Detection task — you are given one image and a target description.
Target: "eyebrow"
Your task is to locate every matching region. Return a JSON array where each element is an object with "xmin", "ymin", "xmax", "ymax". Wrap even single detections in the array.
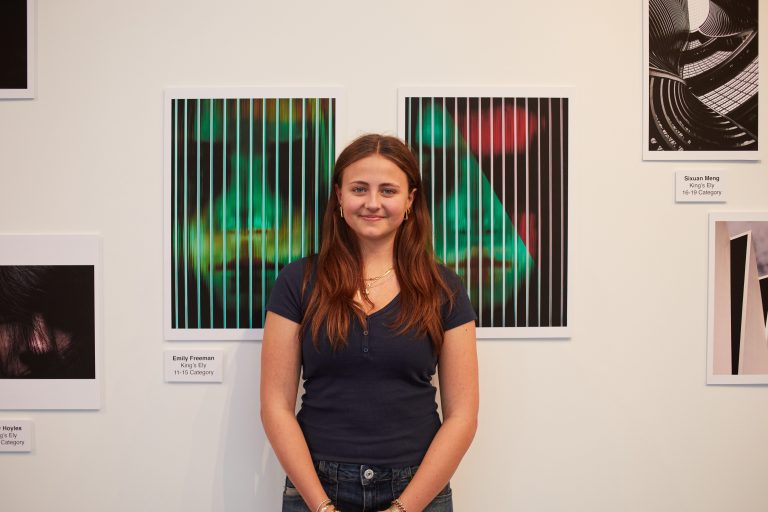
[{"xmin": 348, "ymin": 180, "xmax": 402, "ymax": 188}]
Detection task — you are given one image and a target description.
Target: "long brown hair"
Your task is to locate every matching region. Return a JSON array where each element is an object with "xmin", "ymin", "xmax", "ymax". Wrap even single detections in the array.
[{"xmin": 301, "ymin": 134, "xmax": 454, "ymax": 352}]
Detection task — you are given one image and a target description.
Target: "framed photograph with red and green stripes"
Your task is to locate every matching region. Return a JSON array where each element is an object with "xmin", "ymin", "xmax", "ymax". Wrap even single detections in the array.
[{"xmin": 398, "ymin": 87, "xmax": 571, "ymax": 338}]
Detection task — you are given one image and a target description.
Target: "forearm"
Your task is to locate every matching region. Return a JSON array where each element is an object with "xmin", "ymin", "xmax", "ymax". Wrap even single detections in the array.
[
  {"xmin": 261, "ymin": 312, "xmax": 330, "ymax": 508},
  {"xmin": 261, "ymin": 407, "xmax": 328, "ymax": 510},
  {"xmin": 395, "ymin": 414, "xmax": 477, "ymax": 512}
]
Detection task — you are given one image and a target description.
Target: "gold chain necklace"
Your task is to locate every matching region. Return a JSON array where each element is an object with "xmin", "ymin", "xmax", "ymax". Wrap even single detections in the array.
[{"xmin": 361, "ymin": 267, "xmax": 394, "ymax": 297}]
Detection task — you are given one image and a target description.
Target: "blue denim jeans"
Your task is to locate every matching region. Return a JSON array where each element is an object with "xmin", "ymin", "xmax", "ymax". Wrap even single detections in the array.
[{"xmin": 282, "ymin": 460, "xmax": 453, "ymax": 512}]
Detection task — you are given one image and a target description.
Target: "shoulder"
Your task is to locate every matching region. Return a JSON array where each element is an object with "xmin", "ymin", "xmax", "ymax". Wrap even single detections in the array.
[
  {"xmin": 436, "ymin": 264, "xmax": 476, "ymax": 328},
  {"xmin": 275, "ymin": 256, "xmax": 315, "ymax": 285},
  {"xmin": 436, "ymin": 264, "xmax": 465, "ymax": 293},
  {"xmin": 267, "ymin": 256, "xmax": 316, "ymax": 323}
]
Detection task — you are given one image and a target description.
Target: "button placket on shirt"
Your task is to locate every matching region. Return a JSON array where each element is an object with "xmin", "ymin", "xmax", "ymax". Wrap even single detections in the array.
[{"xmin": 362, "ymin": 325, "xmax": 371, "ymax": 357}]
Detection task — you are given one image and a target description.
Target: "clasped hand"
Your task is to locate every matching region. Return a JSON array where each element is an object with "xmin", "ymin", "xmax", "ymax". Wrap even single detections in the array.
[{"xmin": 324, "ymin": 507, "xmax": 395, "ymax": 512}]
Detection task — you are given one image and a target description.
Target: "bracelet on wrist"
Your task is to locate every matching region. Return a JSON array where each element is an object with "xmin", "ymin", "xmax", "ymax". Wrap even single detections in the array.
[
  {"xmin": 315, "ymin": 498, "xmax": 332, "ymax": 512},
  {"xmin": 391, "ymin": 498, "xmax": 407, "ymax": 512}
]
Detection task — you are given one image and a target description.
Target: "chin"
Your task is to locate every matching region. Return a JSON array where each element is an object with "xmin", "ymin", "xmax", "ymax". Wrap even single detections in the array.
[{"xmin": 353, "ymin": 229, "xmax": 397, "ymax": 242}]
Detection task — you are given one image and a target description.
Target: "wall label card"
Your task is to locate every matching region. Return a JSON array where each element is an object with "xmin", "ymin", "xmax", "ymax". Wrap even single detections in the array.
[
  {"xmin": 164, "ymin": 350, "xmax": 223, "ymax": 383},
  {"xmin": 0, "ymin": 420, "xmax": 32, "ymax": 452},
  {"xmin": 675, "ymin": 171, "xmax": 727, "ymax": 203}
]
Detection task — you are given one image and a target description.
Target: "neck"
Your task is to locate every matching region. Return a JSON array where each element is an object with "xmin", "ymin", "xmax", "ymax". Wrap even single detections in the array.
[{"xmin": 358, "ymin": 237, "xmax": 395, "ymax": 276}]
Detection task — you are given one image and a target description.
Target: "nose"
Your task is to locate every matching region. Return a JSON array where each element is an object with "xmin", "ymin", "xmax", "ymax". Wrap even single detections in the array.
[{"xmin": 364, "ymin": 191, "xmax": 381, "ymax": 210}]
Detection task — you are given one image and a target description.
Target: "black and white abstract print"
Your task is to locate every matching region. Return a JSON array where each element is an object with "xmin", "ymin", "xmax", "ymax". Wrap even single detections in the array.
[{"xmin": 647, "ymin": 0, "xmax": 758, "ymax": 156}]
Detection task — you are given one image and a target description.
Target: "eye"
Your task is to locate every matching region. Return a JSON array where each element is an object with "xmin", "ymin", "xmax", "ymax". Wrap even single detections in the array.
[
  {"xmin": 381, "ymin": 188, "xmax": 398, "ymax": 196},
  {"xmin": 351, "ymin": 186, "xmax": 366, "ymax": 193}
]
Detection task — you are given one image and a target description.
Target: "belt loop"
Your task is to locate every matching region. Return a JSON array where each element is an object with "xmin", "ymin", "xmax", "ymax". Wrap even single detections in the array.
[{"xmin": 329, "ymin": 461, "xmax": 338, "ymax": 484}]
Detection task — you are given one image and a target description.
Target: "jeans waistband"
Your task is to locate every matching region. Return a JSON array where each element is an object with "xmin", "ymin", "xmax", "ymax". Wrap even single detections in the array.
[{"xmin": 316, "ymin": 460, "xmax": 418, "ymax": 483}]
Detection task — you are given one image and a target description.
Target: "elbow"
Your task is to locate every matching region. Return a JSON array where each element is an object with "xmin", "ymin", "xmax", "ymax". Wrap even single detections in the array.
[
  {"xmin": 259, "ymin": 406, "xmax": 270, "ymax": 435},
  {"xmin": 467, "ymin": 415, "xmax": 478, "ymax": 443},
  {"xmin": 260, "ymin": 401, "xmax": 297, "ymax": 438},
  {"xmin": 259, "ymin": 405, "xmax": 267, "ymax": 426},
  {"xmin": 260, "ymin": 403, "xmax": 279, "ymax": 435},
  {"xmin": 464, "ymin": 400, "xmax": 479, "ymax": 441},
  {"xmin": 455, "ymin": 415, "xmax": 478, "ymax": 450},
  {"xmin": 463, "ymin": 399, "xmax": 479, "ymax": 440},
  {"xmin": 444, "ymin": 411, "xmax": 478, "ymax": 445}
]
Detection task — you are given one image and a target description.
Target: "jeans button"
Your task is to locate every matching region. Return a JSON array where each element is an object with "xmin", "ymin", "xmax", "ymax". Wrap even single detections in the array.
[{"xmin": 363, "ymin": 468, "xmax": 374, "ymax": 479}]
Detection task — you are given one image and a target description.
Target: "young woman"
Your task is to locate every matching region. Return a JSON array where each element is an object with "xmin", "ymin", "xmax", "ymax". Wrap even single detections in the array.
[{"xmin": 260, "ymin": 134, "xmax": 478, "ymax": 512}]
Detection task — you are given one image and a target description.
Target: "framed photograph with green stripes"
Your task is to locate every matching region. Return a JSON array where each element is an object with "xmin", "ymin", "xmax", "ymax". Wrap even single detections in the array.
[
  {"xmin": 398, "ymin": 87, "xmax": 571, "ymax": 338},
  {"xmin": 164, "ymin": 88, "xmax": 342, "ymax": 340}
]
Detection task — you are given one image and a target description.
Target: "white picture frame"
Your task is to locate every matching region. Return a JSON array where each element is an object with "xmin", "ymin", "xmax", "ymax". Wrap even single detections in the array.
[
  {"xmin": 164, "ymin": 87, "xmax": 343, "ymax": 341},
  {"xmin": 398, "ymin": 86, "xmax": 573, "ymax": 339},
  {"xmin": 643, "ymin": 0, "xmax": 760, "ymax": 160},
  {"xmin": 0, "ymin": 235, "xmax": 102, "ymax": 409},
  {"xmin": 1, "ymin": 0, "xmax": 35, "ymax": 99},
  {"xmin": 707, "ymin": 212, "xmax": 768, "ymax": 384}
]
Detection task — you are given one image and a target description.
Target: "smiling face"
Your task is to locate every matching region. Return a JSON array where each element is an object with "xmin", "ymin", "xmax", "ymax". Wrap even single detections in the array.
[{"xmin": 336, "ymin": 154, "xmax": 415, "ymax": 247}]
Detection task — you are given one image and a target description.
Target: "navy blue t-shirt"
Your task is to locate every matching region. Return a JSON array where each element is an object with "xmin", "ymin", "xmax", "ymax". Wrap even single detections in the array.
[{"xmin": 266, "ymin": 257, "xmax": 476, "ymax": 466}]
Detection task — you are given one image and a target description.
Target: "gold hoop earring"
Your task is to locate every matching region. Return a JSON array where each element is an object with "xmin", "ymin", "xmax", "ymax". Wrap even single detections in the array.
[
  {"xmin": 404, "ymin": 208, "xmax": 410, "ymax": 220},
  {"xmin": 339, "ymin": 205, "xmax": 344, "ymax": 218}
]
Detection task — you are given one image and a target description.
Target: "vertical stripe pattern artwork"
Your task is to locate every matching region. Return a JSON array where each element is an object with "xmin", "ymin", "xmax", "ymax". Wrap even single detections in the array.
[
  {"xmin": 401, "ymin": 92, "xmax": 569, "ymax": 336},
  {"xmin": 167, "ymin": 90, "xmax": 337, "ymax": 338}
]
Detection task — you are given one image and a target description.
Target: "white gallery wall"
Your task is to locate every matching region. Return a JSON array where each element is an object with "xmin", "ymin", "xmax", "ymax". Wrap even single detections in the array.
[{"xmin": 1, "ymin": 0, "xmax": 767, "ymax": 510}]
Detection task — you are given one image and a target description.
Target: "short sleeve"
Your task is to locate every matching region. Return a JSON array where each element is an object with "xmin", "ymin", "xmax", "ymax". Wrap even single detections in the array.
[
  {"xmin": 440, "ymin": 267, "xmax": 477, "ymax": 330},
  {"xmin": 265, "ymin": 259, "xmax": 309, "ymax": 324}
]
